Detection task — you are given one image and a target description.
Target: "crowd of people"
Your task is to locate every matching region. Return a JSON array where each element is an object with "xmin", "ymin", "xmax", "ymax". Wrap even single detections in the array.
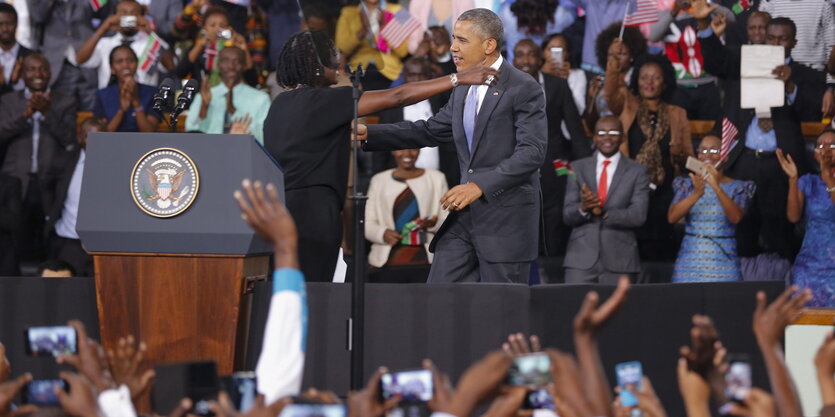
[
  {"xmin": 0, "ymin": 180, "xmax": 832, "ymax": 417},
  {"xmin": 0, "ymin": 0, "xmax": 833, "ymax": 296}
]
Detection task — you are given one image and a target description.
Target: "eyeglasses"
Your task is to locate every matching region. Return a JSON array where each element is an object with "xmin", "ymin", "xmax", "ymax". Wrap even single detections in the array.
[
  {"xmin": 596, "ymin": 130, "xmax": 622, "ymax": 136},
  {"xmin": 816, "ymin": 144, "xmax": 835, "ymax": 150},
  {"xmin": 698, "ymin": 148, "xmax": 721, "ymax": 154}
]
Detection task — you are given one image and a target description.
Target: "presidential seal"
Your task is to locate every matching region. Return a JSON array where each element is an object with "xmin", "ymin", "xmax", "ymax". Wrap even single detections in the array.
[{"xmin": 131, "ymin": 148, "xmax": 199, "ymax": 218}]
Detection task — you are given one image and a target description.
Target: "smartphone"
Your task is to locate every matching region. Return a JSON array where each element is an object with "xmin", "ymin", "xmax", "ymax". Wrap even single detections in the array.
[
  {"xmin": 24, "ymin": 326, "xmax": 78, "ymax": 357},
  {"xmin": 686, "ymin": 156, "xmax": 709, "ymax": 178},
  {"xmin": 549, "ymin": 47, "xmax": 564, "ymax": 64},
  {"xmin": 218, "ymin": 29, "xmax": 232, "ymax": 41},
  {"xmin": 220, "ymin": 372, "xmax": 257, "ymax": 413},
  {"xmin": 507, "ymin": 353, "xmax": 551, "ymax": 387},
  {"xmin": 522, "ymin": 388, "xmax": 555, "ymax": 410},
  {"xmin": 615, "ymin": 361, "xmax": 643, "ymax": 408},
  {"xmin": 278, "ymin": 404, "xmax": 346, "ymax": 417},
  {"xmin": 152, "ymin": 361, "xmax": 219, "ymax": 417},
  {"xmin": 22, "ymin": 379, "xmax": 68, "ymax": 406},
  {"xmin": 725, "ymin": 355, "xmax": 751, "ymax": 403},
  {"xmin": 120, "ymin": 15, "xmax": 137, "ymax": 27},
  {"xmin": 380, "ymin": 369, "xmax": 433, "ymax": 403}
]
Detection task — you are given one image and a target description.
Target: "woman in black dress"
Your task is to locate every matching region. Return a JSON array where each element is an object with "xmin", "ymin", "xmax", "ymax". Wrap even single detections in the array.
[{"xmin": 263, "ymin": 30, "xmax": 497, "ymax": 282}]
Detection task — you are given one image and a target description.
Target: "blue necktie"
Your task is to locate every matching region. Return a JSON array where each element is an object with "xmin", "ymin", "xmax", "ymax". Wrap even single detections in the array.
[{"xmin": 463, "ymin": 86, "xmax": 478, "ymax": 152}]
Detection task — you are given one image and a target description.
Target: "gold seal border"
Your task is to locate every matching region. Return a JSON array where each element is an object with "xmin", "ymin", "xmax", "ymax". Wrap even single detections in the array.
[{"xmin": 130, "ymin": 147, "xmax": 201, "ymax": 218}]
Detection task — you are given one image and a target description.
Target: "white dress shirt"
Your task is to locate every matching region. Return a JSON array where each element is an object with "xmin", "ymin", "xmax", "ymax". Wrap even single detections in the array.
[
  {"xmin": 595, "ymin": 151, "xmax": 621, "ymax": 191},
  {"xmin": 55, "ymin": 150, "xmax": 85, "ymax": 239},
  {"xmin": 467, "ymin": 54, "xmax": 504, "ymax": 113},
  {"xmin": 81, "ymin": 31, "xmax": 169, "ymax": 88},
  {"xmin": 402, "ymin": 99, "xmax": 440, "ymax": 170}
]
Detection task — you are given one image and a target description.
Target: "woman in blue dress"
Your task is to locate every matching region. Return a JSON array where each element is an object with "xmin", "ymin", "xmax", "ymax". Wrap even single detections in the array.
[
  {"xmin": 668, "ymin": 134, "xmax": 755, "ymax": 282},
  {"xmin": 777, "ymin": 129, "xmax": 835, "ymax": 307}
]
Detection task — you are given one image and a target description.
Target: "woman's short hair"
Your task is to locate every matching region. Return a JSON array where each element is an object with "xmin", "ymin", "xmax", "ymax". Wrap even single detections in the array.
[{"xmin": 628, "ymin": 53, "xmax": 678, "ymax": 103}]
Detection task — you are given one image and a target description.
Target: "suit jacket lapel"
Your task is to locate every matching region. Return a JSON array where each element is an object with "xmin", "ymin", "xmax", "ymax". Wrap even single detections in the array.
[
  {"xmin": 469, "ymin": 60, "xmax": 507, "ymax": 160},
  {"xmin": 583, "ymin": 154, "xmax": 597, "ymax": 194}
]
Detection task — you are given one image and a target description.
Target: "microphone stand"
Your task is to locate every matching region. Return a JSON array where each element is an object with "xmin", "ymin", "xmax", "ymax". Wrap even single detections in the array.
[
  {"xmin": 348, "ymin": 64, "xmax": 367, "ymax": 391},
  {"xmin": 169, "ymin": 109, "xmax": 181, "ymax": 133}
]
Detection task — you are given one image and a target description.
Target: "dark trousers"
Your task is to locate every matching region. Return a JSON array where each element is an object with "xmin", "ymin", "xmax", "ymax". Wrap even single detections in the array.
[
  {"xmin": 671, "ymin": 81, "xmax": 722, "ymax": 121},
  {"xmin": 18, "ymin": 174, "xmax": 45, "ymax": 262},
  {"xmin": 49, "ymin": 234, "xmax": 94, "ymax": 277},
  {"xmin": 52, "ymin": 60, "xmax": 97, "ymax": 111},
  {"xmin": 427, "ymin": 210, "xmax": 531, "ymax": 284},
  {"xmin": 285, "ymin": 186, "xmax": 342, "ymax": 283},
  {"xmin": 730, "ymin": 152, "xmax": 798, "ymax": 259}
]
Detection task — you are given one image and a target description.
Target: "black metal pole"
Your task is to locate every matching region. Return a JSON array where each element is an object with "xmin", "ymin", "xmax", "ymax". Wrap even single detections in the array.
[{"xmin": 348, "ymin": 64, "xmax": 367, "ymax": 391}]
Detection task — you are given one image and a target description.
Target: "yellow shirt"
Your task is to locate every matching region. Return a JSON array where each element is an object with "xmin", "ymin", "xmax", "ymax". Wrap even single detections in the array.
[{"xmin": 335, "ymin": 4, "xmax": 410, "ymax": 82}]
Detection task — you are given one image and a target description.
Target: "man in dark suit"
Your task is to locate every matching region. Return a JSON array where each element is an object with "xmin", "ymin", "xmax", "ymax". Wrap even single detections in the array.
[
  {"xmin": 0, "ymin": 54, "xmax": 78, "ymax": 261},
  {"xmin": 374, "ymin": 56, "xmax": 460, "ymax": 187},
  {"xmin": 705, "ymin": 17, "xmax": 813, "ymax": 264},
  {"xmin": 512, "ymin": 38, "xmax": 592, "ymax": 255},
  {"xmin": 563, "ymin": 116, "xmax": 649, "ymax": 283},
  {"xmin": 45, "ymin": 117, "xmax": 102, "ymax": 277},
  {"xmin": 0, "ymin": 173, "xmax": 22, "ymax": 276},
  {"xmin": 357, "ymin": 8, "xmax": 547, "ymax": 283},
  {"xmin": 0, "ymin": 3, "xmax": 34, "ymax": 97},
  {"xmin": 28, "ymin": 0, "xmax": 107, "ymax": 110}
]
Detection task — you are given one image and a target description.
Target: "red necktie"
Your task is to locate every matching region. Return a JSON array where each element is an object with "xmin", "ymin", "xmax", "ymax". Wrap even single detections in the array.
[{"xmin": 598, "ymin": 160, "xmax": 611, "ymax": 205}]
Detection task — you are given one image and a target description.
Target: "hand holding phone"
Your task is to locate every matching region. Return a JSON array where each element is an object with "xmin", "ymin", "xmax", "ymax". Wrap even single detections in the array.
[
  {"xmin": 22, "ymin": 379, "xmax": 68, "ymax": 406},
  {"xmin": 686, "ymin": 156, "xmax": 709, "ymax": 178},
  {"xmin": 506, "ymin": 353, "xmax": 551, "ymax": 388},
  {"xmin": 725, "ymin": 355, "xmax": 751, "ymax": 403},
  {"xmin": 380, "ymin": 369, "xmax": 433, "ymax": 403},
  {"xmin": 24, "ymin": 326, "xmax": 78, "ymax": 357},
  {"xmin": 615, "ymin": 361, "xmax": 643, "ymax": 408}
]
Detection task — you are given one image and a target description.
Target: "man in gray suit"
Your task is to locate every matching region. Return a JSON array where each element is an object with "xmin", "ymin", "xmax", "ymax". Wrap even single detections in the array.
[
  {"xmin": 0, "ymin": 54, "xmax": 78, "ymax": 260},
  {"xmin": 563, "ymin": 116, "xmax": 649, "ymax": 283},
  {"xmin": 356, "ymin": 8, "xmax": 547, "ymax": 283},
  {"xmin": 28, "ymin": 0, "xmax": 105, "ymax": 110}
]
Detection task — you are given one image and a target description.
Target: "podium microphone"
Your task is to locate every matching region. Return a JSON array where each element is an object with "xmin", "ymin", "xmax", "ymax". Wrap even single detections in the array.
[
  {"xmin": 153, "ymin": 78, "xmax": 176, "ymax": 113},
  {"xmin": 173, "ymin": 79, "xmax": 199, "ymax": 117}
]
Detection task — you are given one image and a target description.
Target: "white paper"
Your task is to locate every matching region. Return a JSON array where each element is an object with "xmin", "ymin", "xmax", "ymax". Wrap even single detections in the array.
[{"xmin": 739, "ymin": 45, "xmax": 785, "ymax": 117}]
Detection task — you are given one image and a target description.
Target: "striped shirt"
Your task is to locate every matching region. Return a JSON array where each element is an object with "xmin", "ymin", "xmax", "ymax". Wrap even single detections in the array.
[{"xmin": 758, "ymin": 0, "xmax": 835, "ymax": 71}]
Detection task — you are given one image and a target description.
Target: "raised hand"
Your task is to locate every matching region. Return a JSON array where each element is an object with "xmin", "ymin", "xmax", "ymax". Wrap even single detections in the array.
[
  {"xmin": 446, "ymin": 351, "xmax": 512, "ymax": 417},
  {"xmin": 725, "ymin": 388, "xmax": 776, "ymax": 417},
  {"xmin": 56, "ymin": 320, "xmax": 116, "ymax": 393},
  {"xmin": 676, "ymin": 357, "xmax": 710, "ymax": 417},
  {"xmin": 502, "ymin": 333, "xmax": 541, "ymax": 357},
  {"xmin": 56, "ymin": 372, "xmax": 101, "ymax": 417},
  {"xmin": 212, "ymin": 392, "xmax": 291, "ymax": 417},
  {"xmin": 573, "ymin": 276, "xmax": 630, "ymax": 339},
  {"xmin": 347, "ymin": 368, "xmax": 399, "ymax": 417},
  {"xmin": 627, "ymin": 377, "xmax": 668, "ymax": 417},
  {"xmin": 546, "ymin": 349, "xmax": 595, "ymax": 417},
  {"xmin": 711, "ymin": 13, "xmax": 728, "ymax": 38},
  {"xmin": 753, "ymin": 287, "xmax": 812, "ymax": 348},
  {"xmin": 481, "ymin": 386, "xmax": 527, "ymax": 417},
  {"xmin": 106, "ymin": 335, "xmax": 155, "ymax": 401},
  {"xmin": 0, "ymin": 372, "xmax": 33, "ymax": 417},
  {"xmin": 692, "ymin": 0, "xmax": 718, "ymax": 20},
  {"xmin": 230, "ymin": 114, "xmax": 253, "ymax": 135},
  {"xmin": 423, "ymin": 359, "xmax": 455, "ymax": 414},
  {"xmin": 234, "ymin": 179, "xmax": 298, "ymax": 270},
  {"xmin": 0, "ymin": 343, "xmax": 8, "ymax": 383},
  {"xmin": 776, "ymin": 149, "xmax": 798, "ymax": 180},
  {"xmin": 679, "ymin": 315, "xmax": 720, "ymax": 375},
  {"xmin": 455, "ymin": 65, "xmax": 500, "ymax": 86}
]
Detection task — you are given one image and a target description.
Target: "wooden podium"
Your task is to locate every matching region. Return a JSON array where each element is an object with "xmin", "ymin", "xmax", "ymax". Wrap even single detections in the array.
[{"xmin": 77, "ymin": 132, "xmax": 284, "ymax": 375}]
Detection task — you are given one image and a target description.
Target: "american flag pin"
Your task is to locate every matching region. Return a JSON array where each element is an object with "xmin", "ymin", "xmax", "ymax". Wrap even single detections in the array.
[{"xmin": 493, "ymin": 91, "xmax": 499, "ymax": 96}]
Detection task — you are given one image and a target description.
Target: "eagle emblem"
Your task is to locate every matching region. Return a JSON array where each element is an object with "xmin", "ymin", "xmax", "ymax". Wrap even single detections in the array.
[{"xmin": 131, "ymin": 148, "xmax": 199, "ymax": 218}]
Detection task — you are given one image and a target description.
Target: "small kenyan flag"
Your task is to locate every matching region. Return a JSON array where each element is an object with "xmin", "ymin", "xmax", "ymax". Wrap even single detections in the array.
[
  {"xmin": 400, "ymin": 221, "xmax": 426, "ymax": 246},
  {"xmin": 553, "ymin": 159, "xmax": 576, "ymax": 179},
  {"xmin": 89, "ymin": 0, "xmax": 107, "ymax": 11},
  {"xmin": 138, "ymin": 33, "xmax": 165, "ymax": 72},
  {"xmin": 731, "ymin": 0, "xmax": 751, "ymax": 15}
]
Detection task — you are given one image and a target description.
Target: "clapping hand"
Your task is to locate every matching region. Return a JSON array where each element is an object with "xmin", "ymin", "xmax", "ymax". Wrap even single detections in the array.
[
  {"xmin": 580, "ymin": 184, "xmax": 602, "ymax": 214},
  {"xmin": 776, "ymin": 149, "xmax": 798, "ymax": 180},
  {"xmin": 106, "ymin": 335, "xmax": 155, "ymax": 401},
  {"xmin": 230, "ymin": 114, "xmax": 253, "ymax": 135}
]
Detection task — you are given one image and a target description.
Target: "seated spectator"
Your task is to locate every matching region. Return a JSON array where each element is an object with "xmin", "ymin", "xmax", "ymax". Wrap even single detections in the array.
[
  {"xmin": 365, "ymin": 149, "xmax": 448, "ymax": 274},
  {"xmin": 406, "ymin": 0, "xmax": 473, "ymax": 56},
  {"xmin": 0, "ymin": 3, "xmax": 33, "ymax": 96},
  {"xmin": 499, "ymin": 0, "xmax": 575, "ymax": 62},
  {"xmin": 668, "ymin": 134, "xmax": 755, "ymax": 282},
  {"xmin": 512, "ymin": 38, "xmax": 590, "ymax": 255},
  {"xmin": 0, "ymin": 54, "xmax": 77, "ymax": 263},
  {"xmin": 46, "ymin": 117, "xmax": 105, "ymax": 278},
  {"xmin": 186, "ymin": 47, "xmax": 270, "ymax": 143},
  {"xmin": 562, "ymin": 116, "xmax": 649, "ymax": 283},
  {"xmin": 74, "ymin": 0, "xmax": 175, "ymax": 90},
  {"xmin": 335, "ymin": 0, "xmax": 409, "ymax": 90},
  {"xmin": 0, "ymin": 172, "xmax": 21, "ymax": 276},
  {"xmin": 777, "ymin": 129, "xmax": 835, "ymax": 307},
  {"xmin": 38, "ymin": 259, "xmax": 76, "ymax": 277},
  {"xmin": 93, "ymin": 46, "xmax": 162, "ymax": 133},
  {"xmin": 540, "ymin": 33, "xmax": 586, "ymax": 117},
  {"xmin": 605, "ymin": 51, "xmax": 693, "ymax": 261},
  {"xmin": 584, "ymin": 23, "xmax": 647, "ymax": 129},
  {"xmin": 649, "ymin": 0, "xmax": 734, "ymax": 121},
  {"xmin": 176, "ymin": 7, "xmax": 258, "ymax": 87}
]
